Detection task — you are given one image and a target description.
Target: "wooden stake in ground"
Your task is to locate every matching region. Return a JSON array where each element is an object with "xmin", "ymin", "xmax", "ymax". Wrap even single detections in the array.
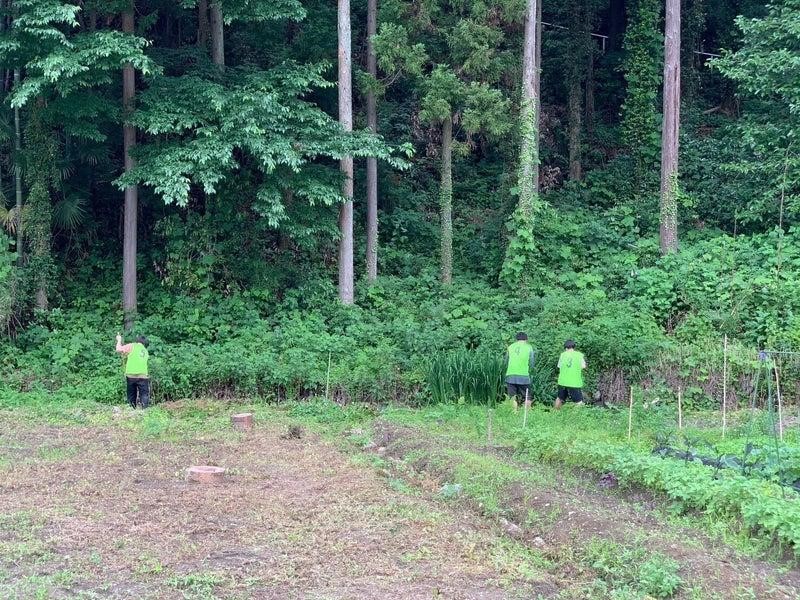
[
  {"xmin": 523, "ymin": 388, "xmax": 530, "ymax": 429},
  {"xmin": 774, "ymin": 361, "xmax": 784, "ymax": 442},
  {"xmin": 677, "ymin": 387, "xmax": 683, "ymax": 430},
  {"xmin": 325, "ymin": 351, "xmax": 332, "ymax": 401},
  {"xmin": 722, "ymin": 335, "xmax": 728, "ymax": 439},
  {"xmin": 487, "ymin": 409, "xmax": 494, "ymax": 447},
  {"xmin": 628, "ymin": 386, "xmax": 634, "ymax": 441}
]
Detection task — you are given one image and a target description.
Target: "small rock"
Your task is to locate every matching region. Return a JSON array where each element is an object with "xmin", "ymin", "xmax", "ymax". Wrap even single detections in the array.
[
  {"xmin": 280, "ymin": 425, "xmax": 303, "ymax": 440},
  {"xmin": 377, "ymin": 446, "xmax": 387, "ymax": 455},
  {"xmin": 532, "ymin": 536, "xmax": 546, "ymax": 548},
  {"xmin": 598, "ymin": 472, "xmax": 619, "ymax": 488},
  {"xmin": 499, "ymin": 517, "xmax": 523, "ymax": 537}
]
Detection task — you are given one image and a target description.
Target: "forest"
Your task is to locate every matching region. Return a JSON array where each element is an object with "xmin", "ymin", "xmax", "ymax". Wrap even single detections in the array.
[
  {"xmin": 0, "ymin": 0, "xmax": 797, "ymax": 407},
  {"xmin": 0, "ymin": 1, "xmax": 800, "ymax": 598}
]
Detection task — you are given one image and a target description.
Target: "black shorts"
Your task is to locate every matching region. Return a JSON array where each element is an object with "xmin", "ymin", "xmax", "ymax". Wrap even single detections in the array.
[
  {"xmin": 557, "ymin": 386, "xmax": 583, "ymax": 402},
  {"xmin": 506, "ymin": 383, "xmax": 530, "ymax": 399}
]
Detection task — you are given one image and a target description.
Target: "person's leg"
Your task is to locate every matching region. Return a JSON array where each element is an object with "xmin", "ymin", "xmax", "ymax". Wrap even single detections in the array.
[
  {"xmin": 507, "ymin": 383, "xmax": 520, "ymax": 411},
  {"xmin": 569, "ymin": 388, "xmax": 584, "ymax": 404},
  {"xmin": 138, "ymin": 379, "xmax": 150, "ymax": 409},
  {"xmin": 126, "ymin": 378, "xmax": 137, "ymax": 408},
  {"xmin": 555, "ymin": 386, "xmax": 567, "ymax": 409}
]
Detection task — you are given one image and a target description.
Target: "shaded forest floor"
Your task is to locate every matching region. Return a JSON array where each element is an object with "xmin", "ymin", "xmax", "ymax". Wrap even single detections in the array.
[{"xmin": 0, "ymin": 400, "xmax": 797, "ymax": 599}]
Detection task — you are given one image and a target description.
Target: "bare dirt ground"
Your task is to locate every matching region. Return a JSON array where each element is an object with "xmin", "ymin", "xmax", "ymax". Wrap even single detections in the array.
[
  {"xmin": 372, "ymin": 421, "xmax": 800, "ymax": 600},
  {"xmin": 0, "ymin": 410, "xmax": 553, "ymax": 599}
]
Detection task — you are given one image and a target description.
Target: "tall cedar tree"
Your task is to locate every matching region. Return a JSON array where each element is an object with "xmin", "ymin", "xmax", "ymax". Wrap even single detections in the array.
[
  {"xmin": 374, "ymin": 0, "xmax": 513, "ymax": 285},
  {"xmin": 660, "ymin": 0, "xmax": 681, "ymax": 254},
  {"xmin": 338, "ymin": 0, "xmax": 355, "ymax": 304}
]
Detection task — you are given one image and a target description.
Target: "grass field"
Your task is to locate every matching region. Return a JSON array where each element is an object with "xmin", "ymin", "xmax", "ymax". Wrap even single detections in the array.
[{"xmin": 0, "ymin": 397, "xmax": 798, "ymax": 599}]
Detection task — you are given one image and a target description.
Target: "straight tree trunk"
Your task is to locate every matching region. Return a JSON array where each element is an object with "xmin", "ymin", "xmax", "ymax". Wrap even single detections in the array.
[
  {"xmin": 210, "ymin": 2, "xmax": 225, "ymax": 67},
  {"xmin": 439, "ymin": 115, "xmax": 453, "ymax": 285},
  {"xmin": 532, "ymin": 0, "xmax": 542, "ymax": 194},
  {"xmin": 585, "ymin": 11, "xmax": 595, "ymax": 137},
  {"xmin": 198, "ymin": 0, "xmax": 210, "ymax": 48},
  {"xmin": 13, "ymin": 69, "xmax": 22, "ymax": 267},
  {"xmin": 122, "ymin": 8, "xmax": 138, "ymax": 330},
  {"xmin": 519, "ymin": 0, "xmax": 539, "ymax": 214},
  {"xmin": 568, "ymin": 76, "xmax": 582, "ymax": 181},
  {"xmin": 337, "ymin": 0, "xmax": 355, "ymax": 304},
  {"xmin": 567, "ymin": 0, "xmax": 583, "ymax": 182},
  {"xmin": 365, "ymin": 0, "xmax": 378, "ymax": 284},
  {"xmin": 660, "ymin": 0, "xmax": 681, "ymax": 254}
]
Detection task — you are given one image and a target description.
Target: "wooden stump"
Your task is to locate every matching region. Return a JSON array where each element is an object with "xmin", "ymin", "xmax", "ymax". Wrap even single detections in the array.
[
  {"xmin": 186, "ymin": 465, "xmax": 225, "ymax": 484},
  {"xmin": 231, "ymin": 413, "xmax": 254, "ymax": 431}
]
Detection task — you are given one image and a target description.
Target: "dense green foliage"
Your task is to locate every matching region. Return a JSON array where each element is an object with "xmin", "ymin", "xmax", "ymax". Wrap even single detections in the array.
[{"xmin": 0, "ymin": 0, "xmax": 797, "ymax": 410}]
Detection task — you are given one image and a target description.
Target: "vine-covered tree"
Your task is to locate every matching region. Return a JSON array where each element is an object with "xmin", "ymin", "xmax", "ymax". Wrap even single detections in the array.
[
  {"xmin": 501, "ymin": 0, "xmax": 539, "ymax": 291},
  {"xmin": 660, "ymin": 0, "xmax": 681, "ymax": 254}
]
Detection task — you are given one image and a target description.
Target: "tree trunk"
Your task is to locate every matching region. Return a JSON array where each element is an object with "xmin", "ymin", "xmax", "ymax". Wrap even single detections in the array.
[
  {"xmin": 25, "ymin": 103, "xmax": 52, "ymax": 312},
  {"xmin": 532, "ymin": 0, "xmax": 542, "ymax": 194},
  {"xmin": 279, "ymin": 187, "xmax": 293, "ymax": 252},
  {"xmin": 568, "ymin": 0, "xmax": 583, "ymax": 182},
  {"xmin": 365, "ymin": 0, "xmax": 378, "ymax": 284},
  {"xmin": 13, "ymin": 69, "xmax": 22, "ymax": 267},
  {"xmin": 198, "ymin": 0, "xmax": 210, "ymax": 48},
  {"xmin": 660, "ymin": 0, "xmax": 681, "ymax": 254},
  {"xmin": 608, "ymin": 0, "xmax": 626, "ymax": 50},
  {"xmin": 210, "ymin": 2, "xmax": 225, "ymax": 67},
  {"xmin": 519, "ymin": 0, "xmax": 539, "ymax": 214},
  {"xmin": 585, "ymin": 11, "xmax": 595, "ymax": 137},
  {"xmin": 681, "ymin": 0, "xmax": 704, "ymax": 104},
  {"xmin": 499, "ymin": 0, "xmax": 542, "ymax": 289},
  {"xmin": 337, "ymin": 0, "xmax": 355, "ymax": 304},
  {"xmin": 439, "ymin": 115, "xmax": 453, "ymax": 285},
  {"xmin": 568, "ymin": 76, "xmax": 582, "ymax": 181},
  {"xmin": 122, "ymin": 8, "xmax": 138, "ymax": 329}
]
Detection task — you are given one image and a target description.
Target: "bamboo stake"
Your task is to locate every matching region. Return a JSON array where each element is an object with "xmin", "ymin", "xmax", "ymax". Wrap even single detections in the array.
[
  {"xmin": 774, "ymin": 362, "xmax": 784, "ymax": 442},
  {"xmin": 677, "ymin": 387, "xmax": 683, "ymax": 430},
  {"xmin": 523, "ymin": 387, "xmax": 529, "ymax": 429},
  {"xmin": 325, "ymin": 351, "xmax": 332, "ymax": 401},
  {"xmin": 628, "ymin": 386, "xmax": 634, "ymax": 441},
  {"xmin": 487, "ymin": 409, "xmax": 494, "ymax": 446},
  {"xmin": 722, "ymin": 335, "xmax": 728, "ymax": 439}
]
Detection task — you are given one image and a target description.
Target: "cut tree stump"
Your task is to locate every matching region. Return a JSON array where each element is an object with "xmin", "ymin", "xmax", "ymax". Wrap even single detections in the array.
[
  {"xmin": 186, "ymin": 466, "xmax": 226, "ymax": 484},
  {"xmin": 231, "ymin": 413, "xmax": 254, "ymax": 431}
]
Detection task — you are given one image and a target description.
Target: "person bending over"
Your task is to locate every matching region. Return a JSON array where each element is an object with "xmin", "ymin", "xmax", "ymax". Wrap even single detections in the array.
[
  {"xmin": 555, "ymin": 339, "xmax": 586, "ymax": 409},
  {"xmin": 116, "ymin": 333, "xmax": 150, "ymax": 409},
  {"xmin": 504, "ymin": 332, "xmax": 535, "ymax": 409}
]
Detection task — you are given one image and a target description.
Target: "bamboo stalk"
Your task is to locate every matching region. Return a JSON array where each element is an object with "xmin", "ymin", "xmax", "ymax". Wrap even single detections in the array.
[
  {"xmin": 628, "ymin": 386, "xmax": 634, "ymax": 441},
  {"xmin": 774, "ymin": 362, "xmax": 784, "ymax": 442},
  {"xmin": 722, "ymin": 335, "xmax": 728, "ymax": 439},
  {"xmin": 677, "ymin": 387, "xmax": 683, "ymax": 430}
]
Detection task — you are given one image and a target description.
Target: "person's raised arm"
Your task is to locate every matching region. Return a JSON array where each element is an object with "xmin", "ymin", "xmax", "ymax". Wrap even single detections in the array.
[{"xmin": 116, "ymin": 333, "xmax": 133, "ymax": 354}]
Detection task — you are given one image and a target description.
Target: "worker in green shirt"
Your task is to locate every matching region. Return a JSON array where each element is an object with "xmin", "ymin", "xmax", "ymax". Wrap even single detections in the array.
[
  {"xmin": 555, "ymin": 339, "xmax": 586, "ymax": 409},
  {"xmin": 116, "ymin": 333, "xmax": 150, "ymax": 409},
  {"xmin": 504, "ymin": 332, "xmax": 535, "ymax": 408}
]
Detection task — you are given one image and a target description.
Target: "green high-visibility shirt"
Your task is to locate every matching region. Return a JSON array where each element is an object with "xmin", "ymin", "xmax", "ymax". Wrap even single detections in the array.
[
  {"xmin": 558, "ymin": 350, "xmax": 585, "ymax": 388},
  {"xmin": 125, "ymin": 343, "xmax": 149, "ymax": 378},
  {"xmin": 506, "ymin": 341, "xmax": 534, "ymax": 379}
]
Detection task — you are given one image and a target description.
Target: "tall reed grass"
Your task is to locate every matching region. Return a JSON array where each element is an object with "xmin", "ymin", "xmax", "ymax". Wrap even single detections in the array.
[{"xmin": 427, "ymin": 349, "xmax": 505, "ymax": 406}]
